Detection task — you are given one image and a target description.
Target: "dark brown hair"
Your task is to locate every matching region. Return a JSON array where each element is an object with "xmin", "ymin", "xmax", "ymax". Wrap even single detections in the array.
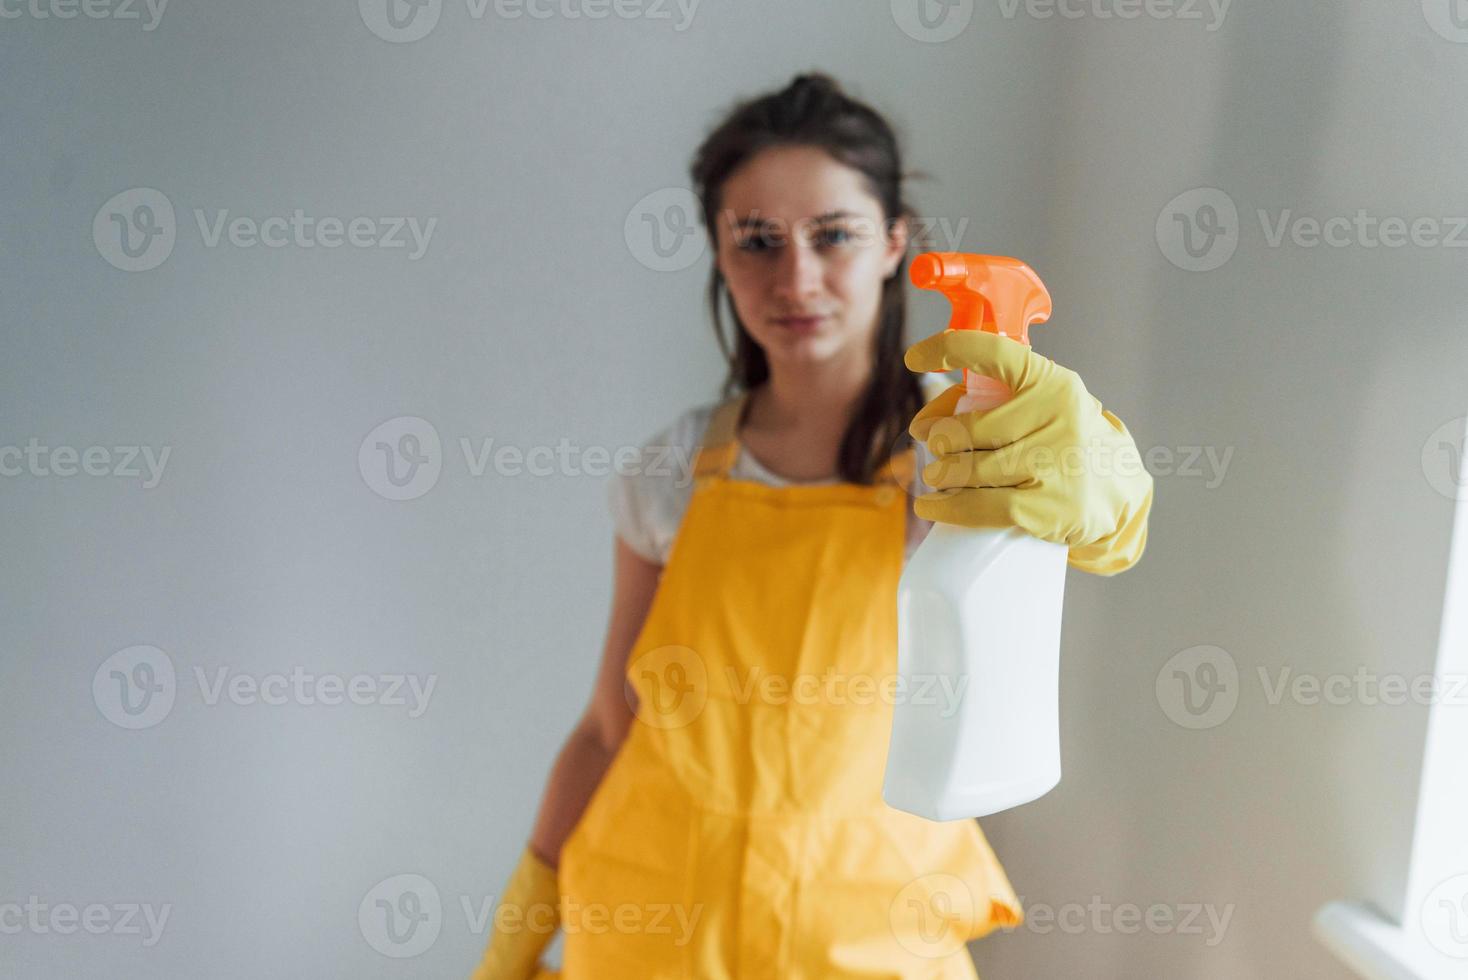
[{"xmin": 689, "ymin": 72, "xmax": 926, "ymax": 486}]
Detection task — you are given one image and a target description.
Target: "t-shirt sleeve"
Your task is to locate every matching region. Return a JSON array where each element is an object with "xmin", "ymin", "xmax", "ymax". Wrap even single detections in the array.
[
  {"xmin": 606, "ymin": 462, "xmax": 662, "ymax": 564},
  {"xmin": 606, "ymin": 406, "xmax": 708, "ymax": 566}
]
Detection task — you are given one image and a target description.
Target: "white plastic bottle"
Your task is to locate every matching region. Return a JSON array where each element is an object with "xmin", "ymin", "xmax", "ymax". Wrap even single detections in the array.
[{"xmin": 882, "ymin": 253, "xmax": 1070, "ymax": 822}]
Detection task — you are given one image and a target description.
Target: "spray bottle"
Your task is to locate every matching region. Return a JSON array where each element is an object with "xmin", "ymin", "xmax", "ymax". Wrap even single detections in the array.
[{"xmin": 882, "ymin": 252, "xmax": 1070, "ymax": 822}]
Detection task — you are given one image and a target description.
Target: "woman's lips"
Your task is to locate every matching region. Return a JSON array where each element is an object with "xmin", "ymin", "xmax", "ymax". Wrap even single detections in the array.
[{"xmin": 774, "ymin": 315, "xmax": 826, "ymax": 333}]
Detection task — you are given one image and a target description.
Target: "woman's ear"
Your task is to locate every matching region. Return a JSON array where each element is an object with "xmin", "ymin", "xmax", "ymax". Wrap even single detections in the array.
[{"xmin": 883, "ymin": 215, "xmax": 911, "ymax": 279}]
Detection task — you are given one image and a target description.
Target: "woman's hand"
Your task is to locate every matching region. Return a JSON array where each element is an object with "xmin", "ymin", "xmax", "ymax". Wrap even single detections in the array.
[
  {"xmin": 467, "ymin": 845, "xmax": 560, "ymax": 979},
  {"xmin": 905, "ymin": 330, "xmax": 1153, "ymax": 576}
]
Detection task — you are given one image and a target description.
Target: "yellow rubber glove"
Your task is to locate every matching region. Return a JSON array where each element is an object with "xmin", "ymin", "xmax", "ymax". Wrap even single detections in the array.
[
  {"xmin": 467, "ymin": 845, "xmax": 560, "ymax": 980},
  {"xmin": 905, "ymin": 329, "xmax": 1153, "ymax": 576}
]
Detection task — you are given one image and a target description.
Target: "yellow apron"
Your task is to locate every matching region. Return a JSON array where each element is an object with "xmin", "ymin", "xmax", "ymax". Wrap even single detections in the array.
[{"xmin": 553, "ymin": 391, "xmax": 1022, "ymax": 979}]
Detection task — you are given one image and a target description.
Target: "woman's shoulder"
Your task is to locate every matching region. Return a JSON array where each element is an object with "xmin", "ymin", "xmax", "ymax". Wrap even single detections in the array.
[
  {"xmin": 636, "ymin": 398, "xmax": 724, "ymax": 467},
  {"xmin": 612, "ymin": 397, "xmax": 728, "ymax": 503},
  {"xmin": 606, "ymin": 398, "xmax": 725, "ymax": 565}
]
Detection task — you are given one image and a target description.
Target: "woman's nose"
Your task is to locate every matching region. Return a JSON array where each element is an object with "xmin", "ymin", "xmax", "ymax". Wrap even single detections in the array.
[{"xmin": 774, "ymin": 241, "xmax": 822, "ymax": 301}]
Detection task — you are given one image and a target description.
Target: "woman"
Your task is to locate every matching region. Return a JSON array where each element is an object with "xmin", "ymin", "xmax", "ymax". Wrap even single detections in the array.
[{"xmin": 470, "ymin": 72, "xmax": 1153, "ymax": 979}]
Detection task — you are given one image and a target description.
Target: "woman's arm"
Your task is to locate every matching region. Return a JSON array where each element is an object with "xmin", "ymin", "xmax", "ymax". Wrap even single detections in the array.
[{"xmin": 526, "ymin": 535, "xmax": 662, "ymax": 867}]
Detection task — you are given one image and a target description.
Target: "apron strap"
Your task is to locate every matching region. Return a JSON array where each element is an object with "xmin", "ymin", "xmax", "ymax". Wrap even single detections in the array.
[
  {"xmin": 692, "ymin": 391, "xmax": 749, "ymax": 480},
  {"xmin": 693, "ymin": 388, "xmax": 918, "ymax": 490}
]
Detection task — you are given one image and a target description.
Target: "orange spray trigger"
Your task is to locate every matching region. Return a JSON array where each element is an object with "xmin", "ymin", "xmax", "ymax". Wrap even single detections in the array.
[
  {"xmin": 909, "ymin": 252, "xmax": 1053, "ymax": 411},
  {"xmin": 908, "ymin": 252, "xmax": 1052, "ymax": 345}
]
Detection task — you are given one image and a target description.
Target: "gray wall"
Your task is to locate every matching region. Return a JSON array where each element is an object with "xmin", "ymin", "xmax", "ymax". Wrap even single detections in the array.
[{"xmin": 2, "ymin": 1, "xmax": 1461, "ymax": 977}]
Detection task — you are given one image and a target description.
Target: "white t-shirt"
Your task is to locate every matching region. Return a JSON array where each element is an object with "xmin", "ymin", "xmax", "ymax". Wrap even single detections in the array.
[{"xmin": 607, "ymin": 375, "xmax": 954, "ymax": 567}]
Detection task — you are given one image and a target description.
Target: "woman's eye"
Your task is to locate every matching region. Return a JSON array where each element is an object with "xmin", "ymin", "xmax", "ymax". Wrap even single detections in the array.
[
  {"xmin": 736, "ymin": 232, "xmax": 777, "ymax": 253},
  {"xmin": 817, "ymin": 226, "xmax": 852, "ymax": 247}
]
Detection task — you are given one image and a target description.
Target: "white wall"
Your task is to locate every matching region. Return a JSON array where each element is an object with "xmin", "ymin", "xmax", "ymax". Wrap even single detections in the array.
[
  {"xmin": 973, "ymin": 3, "xmax": 1468, "ymax": 978},
  {"xmin": 2, "ymin": 1, "xmax": 1462, "ymax": 978}
]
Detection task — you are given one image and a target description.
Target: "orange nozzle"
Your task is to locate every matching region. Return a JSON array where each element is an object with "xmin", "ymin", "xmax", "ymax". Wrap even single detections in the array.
[{"xmin": 909, "ymin": 252, "xmax": 1052, "ymax": 346}]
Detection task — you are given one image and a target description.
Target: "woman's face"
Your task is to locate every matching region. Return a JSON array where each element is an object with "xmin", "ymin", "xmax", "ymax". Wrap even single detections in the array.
[{"xmin": 713, "ymin": 145, "xmax": 908, "ymax": 372}]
